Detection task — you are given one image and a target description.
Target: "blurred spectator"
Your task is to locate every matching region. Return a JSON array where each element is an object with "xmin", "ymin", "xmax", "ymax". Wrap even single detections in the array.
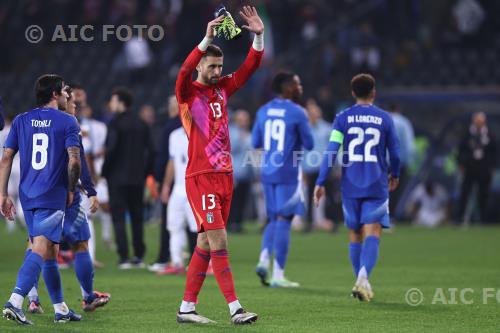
[
  {"xmin": 228, "ymin": 109, "xmax": 253, "ymax": 233},
  {"xmin": 102, "ymin": 87, "xmax": 154, "ymax": 268},
  {"xmin": 457, "ymin": 112, "xmax": 497, "ymax": 224},
  {"xmin": 73, "ymin": 84, "xmax": 114, "ymax": 250},
  {"xmin": 149, "ymin": 95, "xmax": 181, "ymax": 273},
  {"xmin": 350, "ymin": 22, "xmax": 380, "ymax": 72},
  {"xmin": 124, "ymin": 36, "xmax": 152, "ymax": 70},
  {"xmin": 406, "ymin": 180, "xmax": 449, "ymax": 227},
  {"xmin": 302, "ymin": 99, "xmax": 334, "ymax": 232},
  {"xmin": 388, "ymin": 104, "xmax": 416, "ymax": 219},
  {"xmin": 139, "ymin": 104, "xmax": 164, "ymax": 152},
  {"xmin": 139, "ymin": 104, "xmax": 155, "ymax": 127},
  {"xmin": 139, "ymin": 104, "xmax": 162, "ymax": 224},
  {"xmin": 452, "ymin": 0, "xmax": 485, "ymax": 36}
]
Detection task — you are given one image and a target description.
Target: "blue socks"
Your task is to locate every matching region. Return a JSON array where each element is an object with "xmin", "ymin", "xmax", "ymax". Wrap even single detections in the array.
[
  {"xmin": 359, "ymin": 236, "xmax": 380, "ymax": 277},
  {"xmin": 12, "ymin": 252, "xmax": 44, "ymax": 297},
  {"xmin": 349, "ymin": 242, "xmax": 362, "ymax": 277},
  {"xmin": 74, "ymin": 251, "xmax": 95, "ymax": 302},
  {"xmin": 42, "ymin": 259, "xmax": 64, "ymax": 304},
  {"xmin": 259, "ymin": 220, "xmax": 276, "ymax": 266},
  {"xmin": 273, "ymin": 219, "xmax": 291, "ymax": 273}
]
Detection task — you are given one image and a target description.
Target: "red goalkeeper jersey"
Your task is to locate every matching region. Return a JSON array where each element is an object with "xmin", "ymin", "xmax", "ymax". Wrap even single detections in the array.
[{"xmin": 175, "ymin": 45, "xmax": 263, "ymax": 178}]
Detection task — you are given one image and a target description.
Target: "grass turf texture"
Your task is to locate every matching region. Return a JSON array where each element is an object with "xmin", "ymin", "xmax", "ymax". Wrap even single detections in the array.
[{"xmin": 0, "ymin": 223, "xmax": 499, "ymax": 333}]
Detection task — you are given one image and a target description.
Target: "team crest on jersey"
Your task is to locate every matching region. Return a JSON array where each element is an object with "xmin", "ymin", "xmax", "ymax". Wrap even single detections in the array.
[
  {"xmin": 206, "ymin": 212, "xmax": 214, "ymax": 224},
  {"xmin": 214, "ymin": 88, "xmax": 224, "ymax": 101}
]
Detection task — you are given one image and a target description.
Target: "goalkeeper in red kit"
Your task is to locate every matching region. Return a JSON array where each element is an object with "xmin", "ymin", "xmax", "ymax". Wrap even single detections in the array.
[{"xmin": 175, "ymin": 6, "xmax": 264, "ymax": 325}]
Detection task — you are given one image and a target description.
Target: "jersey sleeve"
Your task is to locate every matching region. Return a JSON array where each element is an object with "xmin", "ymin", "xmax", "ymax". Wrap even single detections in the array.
[
  {"xmin": 175, "ymin": 47, "xmax": 205, "ymax": 103},
  {"xmin": 4, "ymin": 117, "xmax": 19, "ymax": 151},
  {"xmin": 65, "ymin": 117, "xmax": 81, "ymax": 149},
  {"xmin": 251, "ymin": 111, "xmax": 263, "ymax": 149},
  {"xmin": 315, "ymin": 114, "xmax": 344, "ymax": 186},
  {"xmin": 386, "ymin": 115, "xmax": 401, "ymax": 178},
  {"xmin": 297, "ymin": 108, "xmax": 314, "ymax": 150},
  {"xmin": 220, "ymin": 47, "xmax": 264, "ymax": 97},
  {"xmin": 79, "ymin": 138, "xmax": 97, "ymax": 197}
]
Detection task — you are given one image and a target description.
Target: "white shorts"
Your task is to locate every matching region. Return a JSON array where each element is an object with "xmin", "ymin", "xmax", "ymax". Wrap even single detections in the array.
[
  {"xmin": 95, "ymin": 178, "xmax": 109, "ymax": 203},
  {"xmin": 167, "ymin": 190, "xmax": 197, "ymax": 233}
]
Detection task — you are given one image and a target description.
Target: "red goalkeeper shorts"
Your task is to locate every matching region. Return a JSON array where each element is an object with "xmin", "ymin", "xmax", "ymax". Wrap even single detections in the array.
[{"xmin": 185, "ymin": 172, "xmax": 233, "ymax": 232}]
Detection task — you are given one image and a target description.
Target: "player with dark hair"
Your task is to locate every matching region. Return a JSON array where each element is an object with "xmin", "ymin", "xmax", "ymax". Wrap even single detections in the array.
[
  {"xmin": 175, "ymin": 5, "xmax": 264, "ymax": 325},
  {"xmin": 1, "ymin": 74, "xmax": 82, "ymax": 324},
  {"xmin": 26, "ymin": 86, "xmax": 110, "ymax": 314},
  {"xmin": 252, "ymin": 72, "xmax": 313, "ymax": 288},
  {"xmin": 110, "ymin": 87, "xmax": 133, "ymax": 110},
  {"xmin": 314, "ymin": 73, "xmax": 400, "ymax": 301}
]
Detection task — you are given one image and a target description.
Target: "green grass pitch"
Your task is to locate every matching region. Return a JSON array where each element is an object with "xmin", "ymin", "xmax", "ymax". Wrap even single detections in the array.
[{"xmin": 0, "ymin": 223, "xmax": 499, "ymax": 333}]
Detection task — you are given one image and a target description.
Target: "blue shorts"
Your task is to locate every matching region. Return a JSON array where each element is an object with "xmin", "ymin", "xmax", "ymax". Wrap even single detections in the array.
[
  {"xmin": 263, "ymin": 182, "xmax": 305, "ymax": 221},
  {"xmin": 62, "ymin": 194, "xmax": 90, "ymax": 244},
  {"xmin": 342, "ymin": 197, "xmax": 390, "ymax": 231},
  {"xmin": 25, "ymin": 209, "xmax": 65, "ymax": 243}
]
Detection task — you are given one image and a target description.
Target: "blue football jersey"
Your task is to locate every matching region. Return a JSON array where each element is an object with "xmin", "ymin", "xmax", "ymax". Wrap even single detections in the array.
[
  {"xmin": 5, "ymin": 107, "xmax": 80, "ymax": 210},
  {"xmin": 252, "ymin": 98, "xmax": 314, "ymax": 184},
  {"xmin": 329, "ymin": 104, "xmax": 400, "ymax": 199}
]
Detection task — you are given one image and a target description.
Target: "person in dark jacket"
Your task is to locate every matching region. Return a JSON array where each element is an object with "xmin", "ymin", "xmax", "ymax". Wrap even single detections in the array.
[
  {"xmin": 102, "ymin": 87, "xmax": 154, "ymax": 268},
  {"xmin": 457, "ymin": 112, "xmax": 497, "ymax": 223}
]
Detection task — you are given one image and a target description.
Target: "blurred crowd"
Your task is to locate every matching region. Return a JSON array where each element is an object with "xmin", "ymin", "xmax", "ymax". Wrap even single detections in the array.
[{"xmin": 1, "ymin": 0, "xmax": 499, "ymax": 119}]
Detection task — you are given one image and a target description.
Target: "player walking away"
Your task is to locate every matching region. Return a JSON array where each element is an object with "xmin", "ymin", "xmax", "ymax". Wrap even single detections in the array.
[
  {"xmin": 175, "ymin": 6, "xmax": 264, "ymax": 325},
  {"xmin": 314, "ymin": 74, "xmax": 400, "ymax": 301},
  {"xmin": 252, "ymin": 72, "xmax": 314, "ymax": 288},
  {"xmin": 158, "ymin": 127, "xmax": 197, "ymax": 275},
  {"xmin": 1, "ymin": 74, "xmax": 82, "ymax": 325},
  {"xmin": 26, "ymin": 86, "xmax": 110, "ymax": 315}
]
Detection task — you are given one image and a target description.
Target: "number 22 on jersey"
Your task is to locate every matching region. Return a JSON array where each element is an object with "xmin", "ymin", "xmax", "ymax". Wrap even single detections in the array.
[{"xmin": 347, "ymin": 127, "xmax": 380, "ymax": 162}]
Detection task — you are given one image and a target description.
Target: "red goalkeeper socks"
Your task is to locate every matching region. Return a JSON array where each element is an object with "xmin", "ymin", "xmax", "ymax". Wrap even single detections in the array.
[
  {"xmin": 211, "ymin": 249, "xmax": 238, "ymax": 303},
  {"xmin": 183, "ymin": 247, "xmax": 210, "ymax": 303}
]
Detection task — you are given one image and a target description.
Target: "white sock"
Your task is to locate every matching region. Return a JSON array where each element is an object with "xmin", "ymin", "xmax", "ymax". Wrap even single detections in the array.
[
  {"xmin": 272, "ymin": 259, "xmax": 284, "ymax": 280},
  {"xmin": 28, "ymin": 286, "xmax": 38, "ymax": 302},
  {"xmin": 81, "ymin": 286, "xmax": 90, "ymax": 300},
  {"xmin": 228, "ymin": 300, "xmax": 242, "ymax": 316},
  {"xmin": 88, "ymin": 218, "xmax": 96, "ymax": 262},
  {"xmin": 258, "ymin": 249, "xmax": 270, "ymax": 268},
  {"xmin": 179, "ymin": 300, "xmax": 195, "ymax": 313},
  {"xmin": 356, "ymin": 266, "xmax": 368, "ymax": 285},
  {"xmin": 8, "ymin": 293, "xmax": 24, "ymax": 309},
  {"xmin": 53, "ymin": 302, "xmax": 69, "ymax": 315}
]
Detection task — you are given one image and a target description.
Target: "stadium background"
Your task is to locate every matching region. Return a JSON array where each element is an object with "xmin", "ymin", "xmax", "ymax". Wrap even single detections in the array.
[
  {"xmin": 1, "ymin": 0, "xmax": 500, "ymax": 223},
  {"xmin": 0, "ymin": 1, "xmax": 499, "ymax": 332}
]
